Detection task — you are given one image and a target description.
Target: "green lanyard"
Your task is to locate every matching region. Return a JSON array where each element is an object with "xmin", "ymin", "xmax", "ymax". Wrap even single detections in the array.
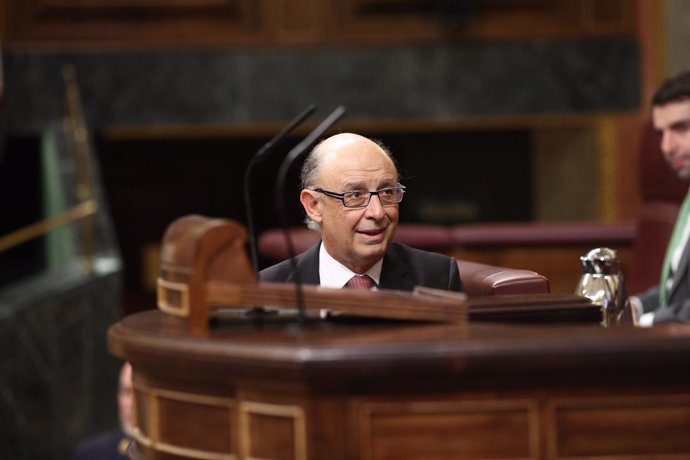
[{"xmin": 659, "ymin": 189, "xmax": 690, "ymax": 306}]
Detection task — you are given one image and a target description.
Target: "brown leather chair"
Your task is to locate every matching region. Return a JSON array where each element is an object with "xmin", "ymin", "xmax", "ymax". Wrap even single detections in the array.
[{"xmin": 257, "ymin": 226, "xmax": 550, "ymax": 296}]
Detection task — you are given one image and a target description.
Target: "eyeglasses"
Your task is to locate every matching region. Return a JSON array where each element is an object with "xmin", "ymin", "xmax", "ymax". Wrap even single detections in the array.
[{"xmin": 313, "ymin": 184, "xmax": 406, "ymax": 208}]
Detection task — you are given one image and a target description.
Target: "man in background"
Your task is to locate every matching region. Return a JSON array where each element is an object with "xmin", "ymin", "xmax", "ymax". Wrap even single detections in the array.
[
  {"xmin": 632, "ymin": 71, "xmax": 690, "ymax": 324},
  {"xmin": 71, "ymin": 361, "xmax": 132, "ymax": 460}
]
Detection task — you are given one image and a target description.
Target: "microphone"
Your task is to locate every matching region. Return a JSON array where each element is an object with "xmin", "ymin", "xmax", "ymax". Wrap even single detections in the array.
[
  {"xmin": 275, "ymin": 106, "xmax": 347, "ymax": 324},
  {"xmin": 243, "ymin": 104, "xmax": 316, "ymax": 274}
]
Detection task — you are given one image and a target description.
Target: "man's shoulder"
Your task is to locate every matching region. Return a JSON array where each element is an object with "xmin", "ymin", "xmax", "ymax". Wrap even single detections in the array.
[
  {"xmin": 389, "ymin": 242, "xmax": 454, "ymax": 263},
  {"xmin": 259, "ymin": 242, "xmax": 320, "ymax": 282},
  {"xmin": 385, "ymin": 242, "xmax": 462, "ymax": 291},
  {"xmin": 72, "ymin": 429, "xmax": 126, "ymax": 460},
  {"xmin": 259, "ymin": 257, "xmax": 295, "ymax": 281}
]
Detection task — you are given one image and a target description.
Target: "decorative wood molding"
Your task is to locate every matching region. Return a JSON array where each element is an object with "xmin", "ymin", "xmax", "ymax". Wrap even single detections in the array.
[
  {"xmin": 239, "ymin": 401, "xmax": 307, "ymax": 460},
  {"xmin": 328, "ymin": 0, "xmax": 638, "ymax": 44},
  {"xmin": 547, "ymin": 394, "xmax": 690, "ymax": 459},
  {"xmin": 356, "ymin": 398, "xmax": 540, "ymax": 460},
  {"xmin": 3, "ymin": 0, "xmax": 639, "ymax": 48},
  {"xmin": 3, "ymin": 0, "xmax": 266, "ymax": 48},
  {"xmin": 132, "ymin": 381, "xmax": 239, "ymax": 460},
  {"xmin": 637, "ymin": 0, "xmax": 668, "ymax": 110}
]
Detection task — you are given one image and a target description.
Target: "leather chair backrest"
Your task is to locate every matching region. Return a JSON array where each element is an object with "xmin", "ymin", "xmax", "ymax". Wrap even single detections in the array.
[
  {"xmin": 457, "ymin": 260, "xmax": 549, "ymax": 296},
  {"xmin": 257, "ymin": 226, "xmax": 550, "ymax": 296}
]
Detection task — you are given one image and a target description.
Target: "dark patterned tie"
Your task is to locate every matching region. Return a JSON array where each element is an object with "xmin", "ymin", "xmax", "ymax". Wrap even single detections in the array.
[{"xmin": 345, "ymin": 274, "xmax": 375, "ymax": 289}]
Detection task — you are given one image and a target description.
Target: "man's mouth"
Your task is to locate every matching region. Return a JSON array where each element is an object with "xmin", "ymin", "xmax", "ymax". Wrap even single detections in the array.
[
  {"xmin": 358, "ymin": 227, "xmax": 386, "ymax": 237},
  {"xmin": 672, "ymin": 157, "xmax": 690, "ymax": 169}
]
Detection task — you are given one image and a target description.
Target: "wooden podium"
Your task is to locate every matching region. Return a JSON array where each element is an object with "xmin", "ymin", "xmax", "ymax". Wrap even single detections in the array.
[{"xmin": 108, "ymin": 216, "xmax": 690, "ymax": 460}]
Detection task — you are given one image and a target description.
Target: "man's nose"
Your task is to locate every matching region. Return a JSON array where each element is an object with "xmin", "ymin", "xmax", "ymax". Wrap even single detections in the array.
[
  {"xmin": 661, "ymin": 130, "xmax": 677, "ymax": 155},
  {"xmin": 364, "ymin": 194, "xmax": 386, "ymax": 218}
]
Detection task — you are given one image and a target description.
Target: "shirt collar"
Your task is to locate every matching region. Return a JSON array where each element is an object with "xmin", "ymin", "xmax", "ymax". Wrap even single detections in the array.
[{"xmin": 319, "ymin": 242, "xmax": 382, "ymax": 288}]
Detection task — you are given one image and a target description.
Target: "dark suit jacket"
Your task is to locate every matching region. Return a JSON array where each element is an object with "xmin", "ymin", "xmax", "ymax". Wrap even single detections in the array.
[
  {"xmin": 638, "ymin": 240, "xmax": 690, "ymax": 323},
  {"xmin": 259, "ymin": 241, "xmax": 463, "ymax": 292},
  {"xmin": 71, "ymin": 429, "xmax": 128, "ymax": 460}
]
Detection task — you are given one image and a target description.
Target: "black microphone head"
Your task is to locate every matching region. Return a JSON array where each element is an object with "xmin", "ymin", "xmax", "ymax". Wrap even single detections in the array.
[
  {"xmin": 243, "ymin": 104, "xmax": 316, "ymax": 274},
  {"xmin": 273, "ymin": 106, "xmax": 347, "ymax": 325}
]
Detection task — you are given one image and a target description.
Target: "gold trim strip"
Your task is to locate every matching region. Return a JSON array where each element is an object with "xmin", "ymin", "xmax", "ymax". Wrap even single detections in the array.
[
  {"xmin": 157, "ymin": 277, "xmax": 190, "ymax": 317},
  {"xmin": 133, "ymin": 382, "xmax": 238, "ymax": 459},
  {"xmin": 149, "ymin": 385, "xmax": 160, "ymax": 448},
  {"xmin": 155, "ymin": 442, "xmax": 236, "ymax": 460},
  {"xmin": 133, "ymin": 429, "xmax": 238, "ymax": 460},
  {"xmin": 597, "ymin": 116, "xmax": 617, "ymax": 222},
  {"xmin": 131, "ymin": 380, "xmax": 151, "ymax": 447},
  {"xmin": 0, "ymin": 199, "xmax": 98, "ymax": 254},
  {"xmin": 239, "ymin": 401, "xmax": 307, "ymax": 460},
  {"xmin": 131, "ymin": 428, "xmax": 152, "ymax": 448},
  {"xmin": 155, "ymin": 387, "xmax": 237, "ymax": 408},
  {"xmin": 101, "ymin": 111, "xmax": 644, "ymax": 141}
]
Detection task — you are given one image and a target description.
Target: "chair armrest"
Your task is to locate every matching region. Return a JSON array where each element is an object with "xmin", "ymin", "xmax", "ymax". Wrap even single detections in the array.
[
  {"xmin": 458, "ymin": 260, "xmax": 550, "ymax": 296},
  {"xmin": 451, "ymin": 221, "xmax": 636, "ymax": 247},
  {"xmin": 257, "ymin": 228, "xmax": 320, "ymax": 262}
]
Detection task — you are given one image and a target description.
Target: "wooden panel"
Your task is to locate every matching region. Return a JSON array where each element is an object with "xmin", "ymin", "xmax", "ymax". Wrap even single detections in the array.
[
  {"xmin": 240, "ymin": 401, "xmax": 307, "ymax": 460},
  {"xmin": 133, "ymin": 382, "xmax": 238, "ymax": 460},
  {"xmin": 581, "ymin": 0, "xmax": 637, "ymax": 34},
  {"xmin": 263, "ymin": 0, "xmax": 326, "ymax": 45},
  {"xmin": 158, "ymin": 396, "xmax": 235, "ymax": 455},
  {"xmin": 110, "ymin": 308, "xmax": 690, "ymax": 460},
  {"xmin": 356, "ymin": 399, "xmax": 539, "ymax": 460},
  {"xmin": 328, "ymin": 0, "xmax": 638, "ymax": 44},
  {"xmin": 549, "ymin": 395, "xmax": 690, "ymax": 459},
  {"xmin": 3, "ymin": 0, "xmax": 638, "ymax": 47},
  {"xmin": 4, "ymin": 0, "xmax": 266, "ymax": 47}
]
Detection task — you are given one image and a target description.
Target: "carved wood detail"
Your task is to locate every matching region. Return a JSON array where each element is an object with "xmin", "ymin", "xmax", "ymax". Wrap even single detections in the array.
[{"xmin": 3, "ymin": 0, "xmax": 638, "ymax": 48}]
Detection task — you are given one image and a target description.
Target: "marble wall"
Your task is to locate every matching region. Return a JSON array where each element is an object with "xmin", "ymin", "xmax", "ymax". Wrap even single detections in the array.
[{"xmin": 4, "ymin": 39, "xmax": 640, "ymax": 132}]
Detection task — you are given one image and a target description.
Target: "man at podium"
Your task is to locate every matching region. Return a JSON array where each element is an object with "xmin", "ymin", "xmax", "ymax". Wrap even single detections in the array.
[{"xmin": 260, "ymin": 132, "xmax": 463, "ymax": 292}]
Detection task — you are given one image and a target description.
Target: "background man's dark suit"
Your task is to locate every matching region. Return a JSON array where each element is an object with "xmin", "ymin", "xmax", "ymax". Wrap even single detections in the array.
[
  {"xmin": 71, "ymin": 429, "xmax": 128, "ymax": 460},
  {"xmin": 260, "ymin": 241, "xmax": 463, "ymax": 292},
  {"xmin": 638, "ymin": 243, "xmax": 690, "ymax": 323}
]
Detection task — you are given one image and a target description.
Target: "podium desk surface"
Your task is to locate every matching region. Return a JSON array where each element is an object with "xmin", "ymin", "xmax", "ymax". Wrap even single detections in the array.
[
  {"xmin": 110, "ymin": 310, "xmax": 690, "ymax": 460},
  {"xmin": 109, "ymin": 309, "xmax": 690, "ymax": 388}
]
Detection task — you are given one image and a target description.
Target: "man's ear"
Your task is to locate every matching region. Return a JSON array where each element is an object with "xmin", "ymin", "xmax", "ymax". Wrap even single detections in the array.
[{"xmin": 300, "ymin": 189, "xmax": 322, "ymax": 224}]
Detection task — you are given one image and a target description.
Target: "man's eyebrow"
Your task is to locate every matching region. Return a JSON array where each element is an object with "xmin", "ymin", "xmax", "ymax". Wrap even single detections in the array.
[
  {"xmin": 669, "ymin": 119, "xmax": 690, "ymax": 131},
  {"xmin": 342, "ymin": 181, "xmax": 367, "ymax": 190},
  {"xmin": 654, "ymin": 119, "xmax": 690, "ymax": 136},
  {"xmin": 342, "ymin": 179, "xmax": 398, "ymax": 190}
]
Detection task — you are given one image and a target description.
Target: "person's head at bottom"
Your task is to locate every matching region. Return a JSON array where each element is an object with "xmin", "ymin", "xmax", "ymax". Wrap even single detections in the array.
[
  {"xmin": 299, "ymin": 133, "xmax": 404, "ymax": 275},
  {"xmin": 118, "ymin": 361, "xmax": 133, "ymax": 437},
  {"xmin": 71, "ymin": 361, "xmax": 133, "ymax": 460}
]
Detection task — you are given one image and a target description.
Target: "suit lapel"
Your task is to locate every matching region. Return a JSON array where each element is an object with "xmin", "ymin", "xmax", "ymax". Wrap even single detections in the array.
[
  {"xmin": 290, "ymin": 242, "xmax": 414, "ymax": 290},
  {"xmin": 286, "ymin": 242, "xmax": 321, "ymax": 285},
  {"xmin": 668, "ymin": 237, "xmax": 690, "ymax": 304},
  {"xmin": 379, "ymin": 244, "xmax": 415, "ymax": 291}
]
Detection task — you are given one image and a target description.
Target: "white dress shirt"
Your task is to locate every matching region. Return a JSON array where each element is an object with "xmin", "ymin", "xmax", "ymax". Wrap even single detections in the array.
[{"xmin": 318, "ymin": 243, "xmax": 382, "ymax": 289}]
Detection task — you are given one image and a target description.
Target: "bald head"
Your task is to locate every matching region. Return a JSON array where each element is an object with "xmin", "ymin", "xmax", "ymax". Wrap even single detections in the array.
[
  {"xmin": 300, "ymin": 133, "xmax": 398, "ymax": 190},
  {"xmin": 298, "ymin": 133, "xmax": 401, "ymax": 273}
]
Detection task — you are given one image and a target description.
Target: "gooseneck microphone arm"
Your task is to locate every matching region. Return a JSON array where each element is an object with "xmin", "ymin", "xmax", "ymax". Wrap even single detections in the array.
[
  {"xmin": 243, "ymin": 104, "xmax": 316, "ymax": 274},
  {"xmin": 275, "ymin": 106, "xmax": 347, "ymax": 323}
]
